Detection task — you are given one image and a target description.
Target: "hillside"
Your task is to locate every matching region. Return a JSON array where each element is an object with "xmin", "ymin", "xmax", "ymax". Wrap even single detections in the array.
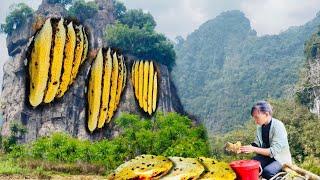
[{"xmin": 172, "ymin": 10, "xmax": 320, "ymax": 133}]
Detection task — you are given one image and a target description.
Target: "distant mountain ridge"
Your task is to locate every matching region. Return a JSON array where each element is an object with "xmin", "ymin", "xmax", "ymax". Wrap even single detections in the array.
[{"xmin": 172, "ymin": 10, "xmax": 320, "ymax": 134}]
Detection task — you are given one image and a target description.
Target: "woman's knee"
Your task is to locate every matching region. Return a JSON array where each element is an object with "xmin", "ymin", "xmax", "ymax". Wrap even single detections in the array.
[{"xmin": 262, "ymin": 161, "xmax": 282, "ymax": 179}]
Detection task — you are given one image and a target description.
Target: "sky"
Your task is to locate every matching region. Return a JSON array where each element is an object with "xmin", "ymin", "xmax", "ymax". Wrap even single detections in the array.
[
  {"xmin": 120, "ymin": 0, "xmax": 320, "ymax": 39},
  {"xmin": 1, "ymin": 0, "xmax": 320, "ymax": 89}
]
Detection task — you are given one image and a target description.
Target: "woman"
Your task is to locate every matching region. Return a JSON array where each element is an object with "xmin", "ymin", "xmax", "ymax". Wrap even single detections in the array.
[{"xmin": 240, "ymin": 101, "xmax": 292, "ymax": 179}]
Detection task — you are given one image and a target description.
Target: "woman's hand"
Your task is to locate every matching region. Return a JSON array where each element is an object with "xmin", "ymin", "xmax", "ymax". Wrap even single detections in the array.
[{"xmin": 240, "ymin": 145, "xmax": 256, "ymax": 154}]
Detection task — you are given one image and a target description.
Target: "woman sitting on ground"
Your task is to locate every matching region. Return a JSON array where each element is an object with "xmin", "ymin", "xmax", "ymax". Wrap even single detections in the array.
[{"xmin": 240, "ymin": 101, "xmax": 292, "ymax": 179}]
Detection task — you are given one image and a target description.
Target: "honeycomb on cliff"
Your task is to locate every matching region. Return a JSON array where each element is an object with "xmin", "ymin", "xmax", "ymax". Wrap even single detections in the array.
[
  {"xmin": 87, "ymin": 48, "xmax": 126, "ymax": 132},
  {"xmin": 131, "ymin": 60, "xmax": 159, "ymax": 115},
  {"xmin": 107, "ymin": 155, "xmax": 236, "ymax": 180},
  {"xmin": 28, "ymin": 17, "xmax": 89, "ymax": 107}
]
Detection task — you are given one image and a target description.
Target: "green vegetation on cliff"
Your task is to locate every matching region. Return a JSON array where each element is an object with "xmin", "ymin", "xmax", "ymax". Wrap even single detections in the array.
[
  {"xmin": 68, "ymin": 0, "xmax": 98, "ymax": 22},
  {"xmin": 296, "ymin": 27, "xmax": 320, "ymax": 109},
  {"xmin": 105, "ymin": 1, "xmax": 176, "ymax": 70},
  {"xmin": 47, "ymin": 0, "xmax": 72, "ymax": 5}
]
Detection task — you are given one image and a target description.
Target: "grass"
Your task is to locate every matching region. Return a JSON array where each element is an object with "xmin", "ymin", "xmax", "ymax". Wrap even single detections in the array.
[
  {"xmin": 0, "ymin": 152, "xmax": 108, "ymax": 179},
  {"xmin": 0, "ymin": 159, "xmax": 27, "ymax": 175},
  {"xmin": 18, "ymin": 159, "xmax": 107, "ymax": 175},
  {"xmin": 0, "ymin": 152, "xmax": 27, "ymax": 175}
]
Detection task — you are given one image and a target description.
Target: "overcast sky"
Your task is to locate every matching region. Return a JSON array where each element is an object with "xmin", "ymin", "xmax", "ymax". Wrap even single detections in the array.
[
  {"xmin": 1, "ymin": 0, "xmax": 320, "ymax": 89},
  {"xmin": 120, "ymin": 0, "xmax": 320, "ymax": 39}
]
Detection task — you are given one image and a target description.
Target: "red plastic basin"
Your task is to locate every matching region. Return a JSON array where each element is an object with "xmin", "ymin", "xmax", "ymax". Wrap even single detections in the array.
[{"xmin": 229, "ymin": 160, "xmax": 261, "ymax": 180}]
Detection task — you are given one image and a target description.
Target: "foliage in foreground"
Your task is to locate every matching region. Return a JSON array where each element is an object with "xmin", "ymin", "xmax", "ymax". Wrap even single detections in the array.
[{"xmin": 2, "ymin": 112, "xmax": 210, "ymax": 174}]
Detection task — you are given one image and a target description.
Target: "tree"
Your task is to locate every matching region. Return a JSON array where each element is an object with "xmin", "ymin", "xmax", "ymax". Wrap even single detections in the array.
[
  {"xmin": 0, "ymin": 3, "xmax": 33, "ymax": 35},
  {"xmin": 112, "ymin": 0, "xmax": 126, "ymax": 20},
  {"xmin": 119, "ymin": 9, "xmax": 156, "ymax": 30},
  {"xmin": 47, "ymin": 0, "xmax": 72, "ymax": 5},
  {"xmin": 105, "ymin": 22, "xmax": 176, "ymax": 70},
  {"xmin": 68, "ymin": 0, "xmax": 98, "ymax": 22},
  {"xmin": 107, "ymin": 2, "xmax": 175, "ymax": 70}
]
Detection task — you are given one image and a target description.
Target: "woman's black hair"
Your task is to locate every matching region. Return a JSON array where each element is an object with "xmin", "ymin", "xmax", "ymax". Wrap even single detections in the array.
[{"xmin": 251, "ymin": 100, "xmax": 273, "ymax": 116}]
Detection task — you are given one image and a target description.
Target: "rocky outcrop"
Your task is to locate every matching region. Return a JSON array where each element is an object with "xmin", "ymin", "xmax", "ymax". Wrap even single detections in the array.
[
  {"xmin": 0, "ymin": 0, "xmax": 184, "ymax": 142},
  {"xmin": 36, "ymin": 0, "xmax": 68, "ymax": 18},
  {"xmin": 85, "ymin": 0, "xmax": 115, "ymax": 48}
]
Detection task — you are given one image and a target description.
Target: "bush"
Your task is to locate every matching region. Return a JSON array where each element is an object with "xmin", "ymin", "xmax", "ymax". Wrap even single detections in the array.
[
  {"xmin": 8, "ymin": 145, "xmax": 27, "ymax": 159},
  {"xmin": 300, "ymin": 156, "xmax": 320, "ymax": 175},
  {"xmin": 1, "ymin": 122, "xmax": 27, "ymax": 153},
  {"xmin": 113, "ymin": 113, "xmax": 211, "ymax": 157},
  {"xmin": 7, "ymin": 113, "xmax": 210, "ymax": 174},
  {"xmin": 31, "ymin": 133, "xmax": 86, "ymax": 163},
  {"xmin": 0, "ymin": 3, "xmax": 33, "ymax": 35}
]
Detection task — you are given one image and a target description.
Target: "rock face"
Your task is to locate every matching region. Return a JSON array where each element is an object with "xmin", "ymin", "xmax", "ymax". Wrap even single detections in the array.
[{"xmin": 0, "ymin": 0, "xmax": 184, "ymax": 142}]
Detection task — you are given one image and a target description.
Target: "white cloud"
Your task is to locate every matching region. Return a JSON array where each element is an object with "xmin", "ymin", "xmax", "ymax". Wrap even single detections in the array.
[
  {"xmin": 240, "ymin": 0, "xmax": 320, "ymax": 35},
  {"xmin": 152, "ymin": 0, "xmax": 207, "ymax": 39},
  {"xmin": 120, "ymin": 0, "xmax": 320, "ymax": 38},
  {"xmin": 120, "ymin": 0, "xmax": 242, "ymax": 39}
]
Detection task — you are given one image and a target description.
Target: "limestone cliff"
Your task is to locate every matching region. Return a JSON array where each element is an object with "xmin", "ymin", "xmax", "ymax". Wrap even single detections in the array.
[{"xmin": 0, "ymin": 0, "xmax": 184, "ymax": 142}]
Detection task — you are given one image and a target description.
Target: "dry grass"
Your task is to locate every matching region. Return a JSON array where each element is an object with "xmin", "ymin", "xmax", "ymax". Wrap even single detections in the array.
[
  {"xmin": 0, "ymin": 174, "xmax": 106, "ymax": 180},
  {"xmin": 18, "ymin": 159, "xmax": 106, "ymax": 175}
]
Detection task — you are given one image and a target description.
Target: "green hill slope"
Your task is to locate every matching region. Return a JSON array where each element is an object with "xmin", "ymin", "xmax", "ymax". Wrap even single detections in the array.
[{"xmin": 172, "ymin": 10, "xmax": 320, "ymax": 133}]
